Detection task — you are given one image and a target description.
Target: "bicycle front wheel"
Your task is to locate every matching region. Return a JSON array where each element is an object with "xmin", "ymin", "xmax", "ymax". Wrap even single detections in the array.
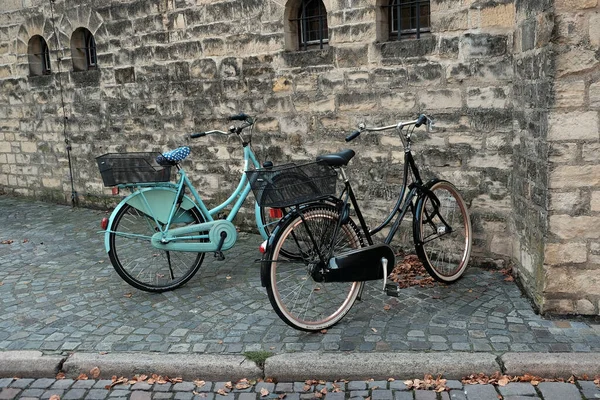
[
  {"xmin": 108, "ymin": 203, "xmax": 205, "ymax": 292},
  {"xmin": 265, "ymin": 204, "xmax": 364, "ymax": 331},
  {"xmin": 414, "ymin": 180, "xmax": 472, "ymax": 283}
]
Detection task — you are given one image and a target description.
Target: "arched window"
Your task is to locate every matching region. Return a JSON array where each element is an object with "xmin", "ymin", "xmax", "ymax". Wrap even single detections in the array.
[
  {"xmin": 71, "ymin": 27, "xmax": 97, "ymax": 71},
  {"xmin": 28, "ymin": 35, "xmax": 51, "ymax": 76},
  {"xmin": 295, "ymin": 0, "xmax": 328, "ymax": 50},
  {"xmin": 386, "ymin": 0, "xmax": 430, "ymax": 40}
]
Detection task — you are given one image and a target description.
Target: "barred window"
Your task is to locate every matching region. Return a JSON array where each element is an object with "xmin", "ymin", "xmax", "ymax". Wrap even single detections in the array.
[
  {"xmin": 71, "ymin": 27, "xmax": 97, "ymax": 71},
  {"xmin": 28, "ymin": 35, "xmax": 51, "ymax": 76},
  {"xmin": 386, "ymin": 0, "xmax": 430, "ymax": 40},
  {"xmin": 295, "ymin": 0, "xmax": 328, "ymax": 50}
]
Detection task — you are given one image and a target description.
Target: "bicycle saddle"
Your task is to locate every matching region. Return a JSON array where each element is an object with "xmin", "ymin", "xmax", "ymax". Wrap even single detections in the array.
[
  {"xmin": 316, "ymin": 149, "xmax": 355, "ymax": 167},
  {"xmin": 156, "ymin": 146, "xmax": 190, "ymax": 166}
]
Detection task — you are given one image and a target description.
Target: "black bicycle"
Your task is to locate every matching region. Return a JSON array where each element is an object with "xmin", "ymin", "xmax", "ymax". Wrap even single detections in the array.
[{"xmin": 251, "ymin": 114, "xmax": 472, "ymax": 331}]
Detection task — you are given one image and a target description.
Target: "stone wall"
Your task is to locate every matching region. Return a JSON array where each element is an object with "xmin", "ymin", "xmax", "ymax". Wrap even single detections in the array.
[
  {"xmin": 0, "ymin": 0, "xmax": 597, "ymax": 315},
  {"xmin": 542, "ymin": 0, "xmax": 600, "ymax": 315},
  {"xmin": 511, "ymin": 0, "xmax": 554, "ymax": 308}
]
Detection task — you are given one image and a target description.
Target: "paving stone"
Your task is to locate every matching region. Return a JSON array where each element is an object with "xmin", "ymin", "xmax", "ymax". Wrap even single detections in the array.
[
  {"xmin": 31, "ymin": 379, "xmax": 56, "ymax": 389},
  {"xmin": 129, "ymin": 391, "xmax": 152, "ymax": 400},
  {"xmin": 537, "ymin": 382, "xmax": 581, "ymax": 400},
  {"xmin": 0, "ymin": 388, "xmax": 21, "ymax": 399},
  {"xmin": 371, "ymin": 389, "xmax": 393, "ymax": 400},
  {"xmin": 347, "ymin": 382, "xmax": 367, "ymax": 391},
  {"xmin": 463, "ymin": 384, "xmax": 498, "ymax": 399},
  {"xmin": 9, "ymin": 379, "xmax": 34, "ymax": 389},
  {"xmin": 63, "ymin": 388, "xmax": 88, "ymax": 399},
  {"xmin": 497, "ymin": 382, "xmax": 537, "ymax": 397}
]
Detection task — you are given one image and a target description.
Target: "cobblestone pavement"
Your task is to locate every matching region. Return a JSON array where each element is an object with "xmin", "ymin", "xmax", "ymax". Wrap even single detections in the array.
[
  {"xmin": 1, "ymin": 195, "xmax": 600, "ymax": 356},
  {"xmin": 1, "ymin": 376, "xmax": 599, "ymax": 400}
]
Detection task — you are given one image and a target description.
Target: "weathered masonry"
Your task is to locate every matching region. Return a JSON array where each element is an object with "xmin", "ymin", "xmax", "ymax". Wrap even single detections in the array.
[{"xmin": 0, "ymin": 0, "xmax": 598, "ymax": 316}]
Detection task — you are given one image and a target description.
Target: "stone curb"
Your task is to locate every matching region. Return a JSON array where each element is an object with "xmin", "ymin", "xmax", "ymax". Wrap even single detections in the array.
[
  {"xmin": 264, "ymin": 352, "xmax": 500, "ymax": 381},
  {"xmin": 2, "ymin": 351, "xmax": 600, "ymax": 381},
  {"xmin": 0, "ymin": 351, "xmax": 65, "ymax": 378},
  {"xmin": 61, "ymin": 353, "xmax": 263, "ymax": 381},
  {"xmin": 501, "ymin": 352, "xmax": 600, "ymax": 378}
]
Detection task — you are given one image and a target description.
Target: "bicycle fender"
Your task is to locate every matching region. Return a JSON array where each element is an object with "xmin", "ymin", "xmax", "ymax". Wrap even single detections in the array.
[{"xmin": 104, "ymin": 187, "xmax": 198, "ymax": 253}]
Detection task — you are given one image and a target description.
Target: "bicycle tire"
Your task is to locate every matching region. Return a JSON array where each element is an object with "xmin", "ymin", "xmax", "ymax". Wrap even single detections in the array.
[
  {"xmin": 264, "ymin": 203, "xmax": 364, "ymax": 331},
  {"xmin": 108, "ymin": 203, "xmax": 205, "ymax": 292},
  {"xmin": 413, "ymin": 180, "xmax": 472, "ymax": 283}
]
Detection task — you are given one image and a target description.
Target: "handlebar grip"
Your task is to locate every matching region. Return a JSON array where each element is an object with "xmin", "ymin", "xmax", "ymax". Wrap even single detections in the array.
[
  {"xmin": 345, "ymin": 130, "xmax": 361, "ymax": 142},
  {"xmin": 415, "ymin": 114, "xmax": 427, "ymax": 128},
  {"xmin": 228, "ymin": 113, "xmax": 249, "ymax": 121},
  {"xmin": 190, "ymin": 132, "xmax": 206, "ymax": 138}
]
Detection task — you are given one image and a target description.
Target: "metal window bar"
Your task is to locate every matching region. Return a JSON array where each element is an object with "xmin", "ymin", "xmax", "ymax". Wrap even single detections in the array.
[
  {"xmin": 293, "ymin": 0, "xmax": 328, "ymax": 50},
  {"xmin": 386, "ymin": 0, "xmax": 430, "ymax": 40}
]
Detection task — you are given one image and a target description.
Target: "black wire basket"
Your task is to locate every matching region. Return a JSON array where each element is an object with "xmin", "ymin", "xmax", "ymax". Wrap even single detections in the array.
[
  {"xmin": 247, "ymin": 161, "xmax": 337, "ymax": 208},
  {"xmin": 96, "ymin": 153, "xmax": 171, "ymax": 187}
]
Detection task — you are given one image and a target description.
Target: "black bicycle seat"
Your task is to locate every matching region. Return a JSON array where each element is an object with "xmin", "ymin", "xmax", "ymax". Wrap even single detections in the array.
[{"xmin": 316, "ymin": 149, "xmax": 355, "ymax": 167}]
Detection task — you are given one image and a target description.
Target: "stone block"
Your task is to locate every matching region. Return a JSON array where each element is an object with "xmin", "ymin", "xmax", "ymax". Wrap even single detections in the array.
[
  {"xmin": 576, "ymin": 299, "xmax": 596, "ymax": 315},
  {"xmin": 555, "ymin": 0, "xmax": 598, "ymax": 11},
  {"xmin": 549, "ymin": 190, "xmax": 587, "ymax": 214},
  {"xmin": 591, "ymin": 14, "xmax": 600, "ymax": 48},
  {"xmin": 549, "ymin": 214, "xmax": 600, "ymax": 240},
  {"xmin": 545, "ymin": 266, "xmax": 600, "ymax": 296},
  {"xmin": 554, "ymin": 80, "xmax": 585, "ymax": 108},
  {"xmin": 467, "ymin": 86, "xmax": 509, "ymax": 109},
  {"xmin": 379, "ymin": 92, "xmax": 417, "ymax": 113},
  {"xmin": 460, "ymin": 33, "xmax": 507, "ymax": 59},
  {"xmin": 590, "ymin": 82, "xmax": 600, "ymax": 109},
  {"xmin": 542, "ymin": 299, "xmax": 575, "ymax": 314},
  {"xmin": 294, "ymin": 95, "xmax": 335, "ymax": 113},
  {"xmin": 592, "ymin": 191, "xmax": 600, "ymax": 212},
  {"xmin": 480, "ymin": 3, "xmax": 515, "ymax": 29},
  {"xmin": 548, "ymin": 111, "xmax": 599, "ymax": 141},
  {"xmin": 0, "ymin": 141, "xmax": 11, "ymax": 152},
  {"xmin": 545, "ymin": 242, "xmax": 588, "ymax": 265},
  {"xmin": 550, "ymin": 165, "xmax": 600, "ymax": 189},
  {"xmin": 419, "ymin": 89, "xmax": 462, "ymax": 109},
  {"xmin": 556, "ymin": 49, "xmax": 598, "ymax": 78}
]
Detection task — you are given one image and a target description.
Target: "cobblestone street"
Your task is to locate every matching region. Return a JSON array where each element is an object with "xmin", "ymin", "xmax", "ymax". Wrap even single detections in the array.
[{"xmin": 1, "ymin": 195, "xmax": 600, "ymax": 399}]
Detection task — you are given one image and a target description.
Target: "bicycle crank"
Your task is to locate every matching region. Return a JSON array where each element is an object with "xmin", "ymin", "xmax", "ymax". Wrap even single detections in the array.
[{"xmin": 150, "ymin": 219, "xmax": 237, "ymax": 253}]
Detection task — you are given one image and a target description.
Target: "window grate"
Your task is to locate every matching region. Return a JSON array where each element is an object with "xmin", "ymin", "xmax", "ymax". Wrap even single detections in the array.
[
  {"xmin": 385, "ymin": 0, "xmax": 430, "ymax": 40},
  {"xmin": 292, "ymin": 0, "xmax": 329, "ymax": 50}
]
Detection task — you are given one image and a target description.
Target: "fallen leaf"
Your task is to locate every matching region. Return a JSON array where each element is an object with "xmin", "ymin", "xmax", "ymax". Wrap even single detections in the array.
[
  {"xmin": 49, "ymin": 395, "xmax": 60, "ymax": 400},
  {"xmin": 371, "ymin": 328, "xmax": 377, "ymax": 333},
  {"xmin": 278, "ymin": 394, "xmax": 286, "ymax": 399},
  {"xmin": 56, "ymin": 372, "xmax": 65, "ymax": 380},
  {"xmin": 236, "ymin": 379, "xmax": 251, "ymax": 390},
  {"xmin": 226, "ymin": 276, "xmax": 232, "ymax": 280},
  {"xmin": 90, "ymin": 367, "xmax": 100, "ymax": 379},
  {"xmin": 195, "ymin": 380, "xmax": 206, "ymax": 387},
  {"xmin": 170, "ymin": 377, "xmax": 183, "ymax": 384},
  {"xmin": 0, "ymin": 240, "xmax": 13, "ymax": 245},
  {"xmin": 23, "ymin": 239, "xmax": 29, "ymax": 243},
  {"xmin": 217, "ymin": 389, "xmax": 228, "ymax": 396},
  {"xmin": 260, "ymin": 387, "xmax": 270, "ymax": 397},
  {"xmin": 320, "ymin": 329, "xmax": 328, "ymax": 334},
  {"xmin": 383, "ymin": 305, "xmax": 391, "ymax": 311},
  {"xmin": 76, "ymin": 374, "xmax": 88, "ymax": 380},
  {"xmin": 124, "ymin": 293, "xmax": 133, "ymax": 298}
]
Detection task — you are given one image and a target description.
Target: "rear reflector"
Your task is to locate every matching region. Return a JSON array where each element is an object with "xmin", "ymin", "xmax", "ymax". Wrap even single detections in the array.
[
  {"xmin": 259, "ymin": 240, "xmax": 267, "ymax": 254},
  {"xmin": 269, "ymin": 208, "xmax": 283, "ymax": 219},
  {"xmin": 112, "ymin": 187, "xmax": 119, "ymax": 195},
  {"xmin": 101, "ymin": 217, "xmax": 109, "ymax": 230}
]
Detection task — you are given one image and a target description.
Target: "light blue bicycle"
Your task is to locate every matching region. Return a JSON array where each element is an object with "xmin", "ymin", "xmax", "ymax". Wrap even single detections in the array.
[{"xmin": 97, "ymin": 113, "xmax": 280, "ymax": 292}]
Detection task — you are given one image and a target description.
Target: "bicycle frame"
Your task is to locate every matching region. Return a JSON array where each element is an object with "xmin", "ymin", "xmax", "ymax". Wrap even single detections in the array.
[{"xmin": 104, "ymin": 145, "xmax": 267, "ymax": 253}]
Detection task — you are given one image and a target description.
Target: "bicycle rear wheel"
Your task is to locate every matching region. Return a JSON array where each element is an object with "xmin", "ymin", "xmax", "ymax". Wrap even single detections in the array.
[
  {"xmin": 264, "ymin": 204, "xmax": 364, "ymax": 331},
  {"xmin": 108, "ymin": 203, "xmax": 205, "ymax": 292},
  {"xmin": 414, "ymin": 180, "xmax": 472, "ymax": 283}
]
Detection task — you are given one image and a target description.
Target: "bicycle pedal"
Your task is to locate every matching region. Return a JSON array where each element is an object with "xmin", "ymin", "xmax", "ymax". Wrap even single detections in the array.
[
  {"xmin": 214, "ymin": 251, "xmax": 225, "ymax": 261},
  {"xmin": 385, "ymin": 282, "xmax": 400, "ymax": 297}
]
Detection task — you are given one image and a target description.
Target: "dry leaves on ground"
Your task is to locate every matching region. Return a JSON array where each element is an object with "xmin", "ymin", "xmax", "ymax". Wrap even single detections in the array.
[
  {"xmin": 49, "ymin": 395, "xmax": 60, "ymax": 400},
  {"xmin": 404, "ymin": 375, "xmax": 448, "ymax": 392},
  {"xmin": 461, "ymin": 372, "xmax": 600, "ymax": 386},
  {"xmin": 0, "ymin": 240, "xmax": 14, "ymax": 245},
  {"xmin": 388, "ymin": 255, "xmax": 436, "ymax": 289}
]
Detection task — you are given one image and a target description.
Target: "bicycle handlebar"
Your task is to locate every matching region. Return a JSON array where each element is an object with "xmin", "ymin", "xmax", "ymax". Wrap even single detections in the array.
[
  {"xmin": 348, "ymin": 114, "xmax": 433, "ymax": 139},
  {"xmin": 190, "ymin": 132, "xmax": 207, "ymax": 139},
  {"xmin": 345, "ymin": 130, "xmax": 361, "ymax": 142}
]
